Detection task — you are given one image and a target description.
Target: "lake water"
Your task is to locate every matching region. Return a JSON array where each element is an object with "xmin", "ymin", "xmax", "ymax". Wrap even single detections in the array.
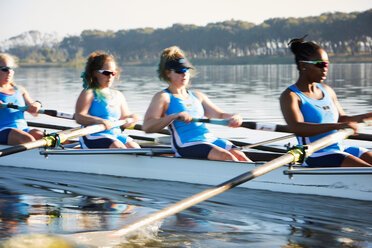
[{"xmin": 0, "ymin": 63, "xmax": 371, "ymax": 247}]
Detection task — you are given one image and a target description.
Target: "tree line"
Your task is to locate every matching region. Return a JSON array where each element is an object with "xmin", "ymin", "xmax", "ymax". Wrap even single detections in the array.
[{"xmin": 5, "ymin": 9, "xmax": 372, "ymax": 66}]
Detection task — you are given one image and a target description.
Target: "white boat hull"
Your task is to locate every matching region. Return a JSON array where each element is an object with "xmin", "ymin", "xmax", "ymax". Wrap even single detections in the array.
[{"xmin": 1, "ymin": 145, "xmax": 371, "ymax": 201}]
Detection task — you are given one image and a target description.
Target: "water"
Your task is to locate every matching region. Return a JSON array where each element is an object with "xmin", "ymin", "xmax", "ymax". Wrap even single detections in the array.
[{"xmin": 1, "ymin": 63, "xmax": 371, "ymax": 247}]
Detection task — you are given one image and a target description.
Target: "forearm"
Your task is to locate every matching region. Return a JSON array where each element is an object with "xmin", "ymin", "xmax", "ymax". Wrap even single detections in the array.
[
  {"xmin": 74, "ymin": 113, "xmax": 106, "ymax": 126},
  {"xmin": 288, "ymin": 122, "xmax": 345, "ymax": 137},
  {"xmin": 339, "ymin": 112, "xmax": 372, "ymax": 123},
  {"xmin": 142, "ymin": 114, "xmax": 177, "ymax": 133}
]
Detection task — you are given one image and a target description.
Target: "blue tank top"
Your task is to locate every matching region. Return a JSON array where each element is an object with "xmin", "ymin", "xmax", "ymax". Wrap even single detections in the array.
[
  {"xmin": 0, "ymin": 85, "xmax": 28, "ymax": 130},
  {"xmin": 164, "ymin": 89, "xmax": 216, "ymax": 144},
  {"xmin": 288, "ymin": 83, "xmax": 342, "ymax": 154},
  {"xmin": 88, "ymin": 89, "xmax": 122, "ymax": 136}
]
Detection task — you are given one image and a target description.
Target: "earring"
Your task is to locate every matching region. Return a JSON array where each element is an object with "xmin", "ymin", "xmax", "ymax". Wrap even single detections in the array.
[{"xmin": 302, "ymin": 68, "xmax": 306, "ymax": 71}]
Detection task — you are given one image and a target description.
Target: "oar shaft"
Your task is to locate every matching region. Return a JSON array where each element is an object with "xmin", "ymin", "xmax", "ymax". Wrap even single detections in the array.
[
  {"xmin": 192, "ymin": 118, "xmax": 372, "ymax": 142},
  {"xmin": 241, "ymin": 134, "xmax": 295, "ymax": 150},
  {"xmin": 40, "ymin": 110, "xmax": 74, "ymax": 119},
  {"xmin": 191, "ymin": 118, "xmax": 229, "ymax": 125},
  {"xmin": 113, "ymin": 153, "xmax": 296, "ymax": 237},
  {"xmin": 0, "ymin": 120, "xmax": 131, "ymax": 157}
]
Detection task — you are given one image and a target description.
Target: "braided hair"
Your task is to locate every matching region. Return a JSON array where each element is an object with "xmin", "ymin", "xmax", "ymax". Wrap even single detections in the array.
[{"xmin": 288, "ymin": 35, "xmax": 323, "ymax": 70}]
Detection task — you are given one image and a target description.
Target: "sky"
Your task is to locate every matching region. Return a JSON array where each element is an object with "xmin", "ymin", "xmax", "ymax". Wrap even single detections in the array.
[{"xmin": 1, "ymin": 0, "xmax": 371, "ymax": 41}]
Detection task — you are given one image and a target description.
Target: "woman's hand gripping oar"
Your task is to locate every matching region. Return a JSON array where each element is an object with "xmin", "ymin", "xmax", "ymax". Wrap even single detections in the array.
[{"xmin": 0, "ymin": 119, "xmax": 133, "ymax": 157}]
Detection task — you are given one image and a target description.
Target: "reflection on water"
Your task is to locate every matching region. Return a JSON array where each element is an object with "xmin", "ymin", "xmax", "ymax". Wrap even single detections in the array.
[{"xmin": 0, "ymin": 166, "xmax": 371, "ymax": 247}]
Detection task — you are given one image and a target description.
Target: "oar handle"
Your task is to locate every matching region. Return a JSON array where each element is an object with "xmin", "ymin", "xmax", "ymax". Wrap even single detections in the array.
[
  {"xmin": 190, "ymin": 118, "xmax": 290, "ymax": 131},
  {"xmin": 0, "ymin": 103, "xmax": 74, "ymax": 120},
  {"xmin": 41, "ymin": 110, "xmax": 74, "ymax": 120},
  {"xmin": 191, "ymin": 118, "xmax": 230, "ymax": 125}
]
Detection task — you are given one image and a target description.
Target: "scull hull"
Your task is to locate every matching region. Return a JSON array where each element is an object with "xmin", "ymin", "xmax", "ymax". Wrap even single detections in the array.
[{"xmin": 1, "ymin": 145, "xmax": 371, "ymax": 201}]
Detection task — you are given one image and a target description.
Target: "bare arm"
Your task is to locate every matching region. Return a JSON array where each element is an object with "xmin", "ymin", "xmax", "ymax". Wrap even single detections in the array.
[
  {"xmin": 74, "ymin": 89, "xmax": 112, "ymax": 129},
  {"xmin": 280, "ymin": 87, "xmax": 356, "ymax": 137},
  {"xmin": 193, "ymin": 91, "xmax": 242, "ymax": 127},
  {"xmin": 116, "ymin": 90, "xmax": 139, "ymax": 128},
  {"xmin": 142, "ymin": 91, "xmax": 185, "ymax": 133},
  {"xmin": 19, "ymin": 85, "xmax": 41, "ymax": 115},
  {"xmin": 323, "ymin": 84, "xmax": 372, "ymax": 123}
]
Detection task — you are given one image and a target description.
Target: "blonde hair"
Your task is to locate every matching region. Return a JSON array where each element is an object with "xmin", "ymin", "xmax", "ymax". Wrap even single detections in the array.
[
  {"xmin": 0, "ymin": 53, "xmax": 18, "ymax": 68},
  {"xmin": 157, "ymin": 46, "xmax": 195, "ymax": 83}
]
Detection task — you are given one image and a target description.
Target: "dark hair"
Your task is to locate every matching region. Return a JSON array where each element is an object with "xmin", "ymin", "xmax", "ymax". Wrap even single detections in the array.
[
  {"xmin": 82, "ymin": 51, "xmax": 119, "ymax": 89},
  {"xmin": 288, "ymin": 35, "xmax": 323, "ymax": 70}
]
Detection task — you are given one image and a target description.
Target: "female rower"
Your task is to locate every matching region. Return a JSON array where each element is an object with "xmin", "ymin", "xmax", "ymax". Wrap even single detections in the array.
[
  {"xmin": 75, "ymin": 51, "xmax": 140, "ymax": 149},
  {"xmin": 142, "ymin": 46, "xmax": 251, "ymax": 162},
  {"xmin": 280, "ymin": 36, "xmax": 372, "ymax": 167},
  {"xmin": 0, "ymin": 53, "xmax": 43, "ymax": 145}
]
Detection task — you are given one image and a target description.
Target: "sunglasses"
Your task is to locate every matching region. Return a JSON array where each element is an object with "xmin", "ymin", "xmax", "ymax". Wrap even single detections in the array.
[
  {"xmin": 0, "ymin": 66, "xmax": 13, "ymax": 72},
  {"xmin": 172, "ymin": 68, "xmax": 190, "ymax": 74},
  {"xmin": 97, "ymin": 70, "xmax": 117, "ymax": 76},
  {"xmin": 299, "ymin": 60, "xmax": 329, "ymax": 68}
]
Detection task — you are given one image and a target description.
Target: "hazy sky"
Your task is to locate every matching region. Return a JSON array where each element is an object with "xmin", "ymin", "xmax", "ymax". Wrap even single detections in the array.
[{"xmin": 1, "ymin": 0, "xmax": 371, "ymax": 40}]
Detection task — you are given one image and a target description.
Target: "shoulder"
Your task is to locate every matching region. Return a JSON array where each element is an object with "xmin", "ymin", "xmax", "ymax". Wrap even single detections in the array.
[
  {"xmin": 320, "ymin": 83, "xmax": 335, "ymax": 93},
  {"xmin": 192, "ymin": 91, "xmax": 207, "ymax": 100},
  {"xmin": 280, "ymin": 87, "xmax": 300, "ymax": 103},
  {"xmin": 112, "ymin": 89, "xmax": 124, "ymax": 98},
  {"xmin": 320, "ymin": 84, "xmax": 337, "ymax": 98},
  {"xmin": 15, "ymin": 85, "xmax": 26, "ymax": 94},
  {"xmin": 78, "ymin": 89, "xmax": 94, "ymax": 100},
  {"xmin": 280, "ymin": 87, "xmax": 295, "ymax": 99},
  {"xmin": 155, "ymin": 90, "xmax": 170, "ymax": 100}
]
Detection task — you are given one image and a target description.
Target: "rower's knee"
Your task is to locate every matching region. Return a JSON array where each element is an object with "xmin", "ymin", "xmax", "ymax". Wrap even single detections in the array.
[
  {"xmin": 109, "ymin": 141, "xmax": 126, "ymax": 149},
  {"xmin": 125, "ymin": 141, "xmax": 141, "ymax": 149},
  {"xmin": 230, "ymin": 149, "xmax": 252, "ymax": 162},
  {"xmin": 8, "ymin": 129, "xmax": 36, "ymax": 145},
  {"xmin": 208, "ymin": 148, "xmax": 238, "ymax": 161}
]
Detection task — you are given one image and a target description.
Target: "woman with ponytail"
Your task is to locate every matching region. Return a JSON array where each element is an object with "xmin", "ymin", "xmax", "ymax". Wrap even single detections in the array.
[
  {"xmin": 280, "ymin": 36, "xmax": 372, "ymax": 167},
  {"xmin": 75, "ymin": 51, "xmax": 140, "ymax": 149}
]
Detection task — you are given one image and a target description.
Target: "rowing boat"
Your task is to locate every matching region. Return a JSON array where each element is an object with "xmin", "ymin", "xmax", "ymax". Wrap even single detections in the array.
[{"xmin": 0, "ymin": 144, "xmax": 371, "ymax": 201}]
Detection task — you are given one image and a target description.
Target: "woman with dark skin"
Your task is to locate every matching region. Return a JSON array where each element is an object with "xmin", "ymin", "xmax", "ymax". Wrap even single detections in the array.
[{"xmin": 280, "ymin": 37, "xmax": 372, "ymax": 167}]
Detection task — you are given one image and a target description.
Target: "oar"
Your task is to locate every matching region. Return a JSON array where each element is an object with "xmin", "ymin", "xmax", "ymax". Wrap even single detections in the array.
[
  {"xmin": 191, "ymin": 118, "xmax": 372, "ymax": 141},
  {"xmin": 27, "ymin": 121, "xmax": 160, "ymax": 143},
  {"xmin": 0, "ymin": 119, "xmax": 132, "ymax": 157},
  {"xmin": 131, "ymin": 123, "xmax": 287, "ymax": 153},
  {"xmin": 109, "ymin": 121, "xmax": 370, "ymax": 237},
  {"xmin": 240, "ymin": 134, "xmax": 295, "ymax": 150},
  {"xmin": 0, "ymin": 103, "xmax": 74, "ymax": 119}
]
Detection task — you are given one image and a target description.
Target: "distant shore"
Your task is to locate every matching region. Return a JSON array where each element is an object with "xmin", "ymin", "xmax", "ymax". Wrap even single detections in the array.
[{"xmin": 18, "ymin": 54, "xmax": 372, "ymax": 68}]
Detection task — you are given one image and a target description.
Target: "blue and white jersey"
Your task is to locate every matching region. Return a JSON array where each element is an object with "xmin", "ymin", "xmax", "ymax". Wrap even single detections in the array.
[
  {"xmin": 288, "ymin": 83, "xmax": 342, "ymax": 155},
  {"xmin": 0, "ymin": 85, "xmax": 28, "ymax": 131},
  {"xmin": 87, "ymin": 89, "xmax": 122, "ymax": 136},
  {"xmin": 164, "ymin": 89, "xmax": 216, "ymax": 145}
]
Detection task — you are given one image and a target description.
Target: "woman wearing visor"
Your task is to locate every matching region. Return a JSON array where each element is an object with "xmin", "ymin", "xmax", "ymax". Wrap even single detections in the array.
[
  {"xmin": 75, "ymin": 51, "xmax": 140, "ymax": 149},
  {"xmin": 0, "ymin": 53, "xmax": 44, "ymax": 145},
  {"xmin": 280, "ymin": 36, "xmax": 372, "ymax": 167},
  {"xmin": 143, "ymin": 46, "xmax": 251, "ymax": 161}
]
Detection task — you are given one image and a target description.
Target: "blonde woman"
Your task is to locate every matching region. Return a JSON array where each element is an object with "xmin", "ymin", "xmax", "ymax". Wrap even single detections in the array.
[
  {"xmin": 143, "ymin": 46, "xmax": 251, "ymax": 161},
  {"xmin": 0, "ymin": 53, "xmax": 43, "ymax": 145}
]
